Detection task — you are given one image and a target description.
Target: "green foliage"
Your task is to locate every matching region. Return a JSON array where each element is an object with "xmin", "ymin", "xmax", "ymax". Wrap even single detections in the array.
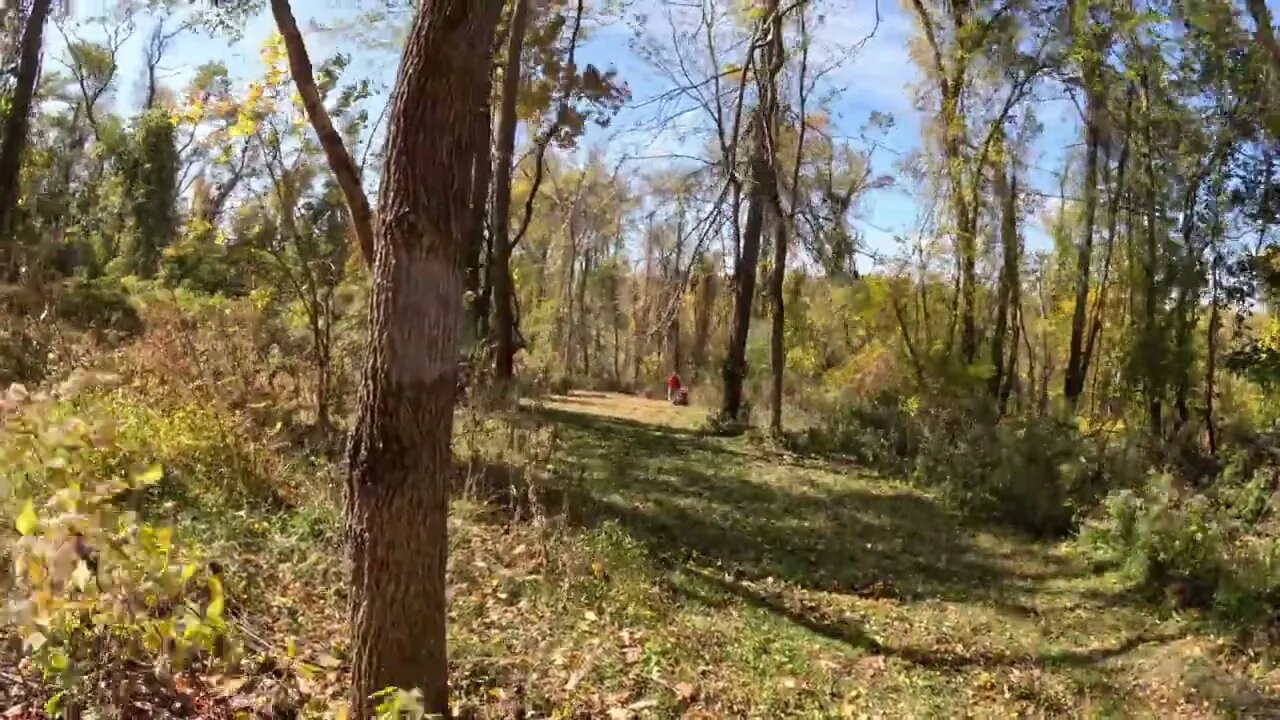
[
  {"xmin": 0, "ymin": 375, "xmax": 234, "ymax": 707},
  {"xmin": 158, "ymin": 218, "xmax": 250, "ymax": 295},
  {"xmin": 54, "ymin": 278, "xmax": 143, "ymax": 337},
  {"xmin": 0, "ymin": 324, "xmax": 48, "ymax": 386},
  {"xmin": 1081, "ymin": 477, "xmax": 1227, "ymax": 605},
  {"xmin": 791, "ymin": 391, "xmax": 921, "ymax": 471},
  {"xmin": 371, "ymin": 687, "xmax": 428, "ymax": 719},
  {"xmin": 114, "ymin": 109, "xmax": 180, "ymax": 280},
  {"xmin": 911, "ymin": 412, "xmax": 1103, "ymax": 538},
  {"xmin": 1080, "ymin": 467, "xmax": 1280, "ymax": 626}
]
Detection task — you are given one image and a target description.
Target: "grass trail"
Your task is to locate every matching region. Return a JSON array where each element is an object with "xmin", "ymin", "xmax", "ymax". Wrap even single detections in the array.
[{"xmin": 449, "ymin": 391, "xmax": 1280, "ymax": 718}]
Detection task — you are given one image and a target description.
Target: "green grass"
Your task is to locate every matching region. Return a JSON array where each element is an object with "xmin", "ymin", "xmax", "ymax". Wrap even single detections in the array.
[
  {"xmin": 441, "ymin": 391, "xmax": 1280, "ymax": 718},
  {"xmin": 8, "ymin": 388, "xmax": 1280, "ymax": 718}
]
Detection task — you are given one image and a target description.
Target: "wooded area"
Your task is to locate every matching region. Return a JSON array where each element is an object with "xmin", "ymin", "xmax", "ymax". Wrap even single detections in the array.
[{"xmin": 5, "ymin": 0, "xmax": 1280, "ymax": 716}]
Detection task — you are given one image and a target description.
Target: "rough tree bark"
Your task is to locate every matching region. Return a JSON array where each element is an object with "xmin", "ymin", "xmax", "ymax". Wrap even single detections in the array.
[
  {"xmin": 0, "ymin": 0, "xmax": 53, "ymax": 254},
  {"xmin": 270, "ymin": 0, "xmax": 375, "ymax": 266},
  {"xmin": 490, "ymin": 0, "xmax": 531, "ymax": 382},
  {"xmin": 344, "ymin": 1, "xmax": 502, "ymax": 717}
]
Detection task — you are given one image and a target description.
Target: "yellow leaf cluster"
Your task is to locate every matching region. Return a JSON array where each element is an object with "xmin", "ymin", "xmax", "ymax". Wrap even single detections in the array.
[{"xmin": 260, "ymin": 31, "xmax": 287, "ymax": 69}]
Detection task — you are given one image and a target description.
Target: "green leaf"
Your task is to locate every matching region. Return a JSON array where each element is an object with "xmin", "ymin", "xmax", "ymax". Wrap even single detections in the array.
[
  {"xmin": 207, "ymin": 576, "xmax": 225, "ymax": 620},
  {"xmin": 44, "ymin": 691, "xmax": 66, "ymax": 717},
  {"xmin": 16, "ymin": 500, "xmax": 37, "ymax": 536},
  {"xmin": 49, "ymin": 650, "xmax": 69, "ymax": 672},
  {"xmin": 134, "ymin": 464, "xmax": 164, "ymax": 486},
  {"xmin": 26, "ymin": 630, "xmax": 47, "ymax": 651}
]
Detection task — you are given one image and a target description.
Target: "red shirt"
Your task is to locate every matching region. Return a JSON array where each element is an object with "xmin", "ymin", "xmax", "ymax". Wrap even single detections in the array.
[{"xmin": 666, "ymin": 374, "xmax": 682, "ymax": 391}]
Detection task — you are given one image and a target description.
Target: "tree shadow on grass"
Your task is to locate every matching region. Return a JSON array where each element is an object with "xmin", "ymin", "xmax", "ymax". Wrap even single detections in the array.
[
  {"xmin": 503, "ymin": 403, "xmax": 1280, "ymax": 715},
  {"xmin": 528, "ymin": 405, "xmax": 1014, "ymax": 605},
  {"xmin": 669, "ymin": 566, "xmax": 1184, "ymax": 671}
]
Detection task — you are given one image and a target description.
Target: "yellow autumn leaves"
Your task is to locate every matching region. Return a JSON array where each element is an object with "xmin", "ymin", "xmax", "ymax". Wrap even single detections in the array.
[{"xmin": 168, "ymin": 31, "xmax": 304, "ymax": 142}]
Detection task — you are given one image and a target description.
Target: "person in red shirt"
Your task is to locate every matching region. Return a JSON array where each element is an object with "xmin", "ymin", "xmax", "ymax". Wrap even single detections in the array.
[{"xmin": 666, "ymin": 372, "xmax": 682, "ymax": 402}]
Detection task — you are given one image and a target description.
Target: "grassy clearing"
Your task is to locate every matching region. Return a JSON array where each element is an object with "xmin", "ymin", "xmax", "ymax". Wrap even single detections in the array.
[
  {"xmin": 6, "ymin": 389, "xmax": 1280, "ymax": 717},
  {"xmin": 457, "ymin": 391, "xmax": 1280, "ymax": 718}
]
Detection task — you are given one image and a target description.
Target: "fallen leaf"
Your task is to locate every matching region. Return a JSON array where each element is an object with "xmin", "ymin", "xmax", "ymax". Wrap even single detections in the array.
[
  {"xmin": 564, "ymin": 668, "xmax": 587, "ymax": 691},
  {"xmin": 217, "ymin": 677, "xmax": 250, "ymax": 697},
  {"xmin": 675, "ymin": 682, "xmax": 698, "ymax": 702}
]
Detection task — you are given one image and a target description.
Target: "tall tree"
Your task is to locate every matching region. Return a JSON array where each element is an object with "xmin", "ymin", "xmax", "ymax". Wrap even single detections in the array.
[
  {"xmin": 989, "ymin": 142, "xmax": 1019, "ymax": 404},
  {"xmin": 1062, "ymin": 0, "xmax": 1112, "ymax": 408},
  {"xmin": 0, "ymin": 0, "xmax": 53, "ymax": 264},
  {"xmin": 270, "ymin": 0, "xmax": 375, "ymax": 266},
  {"xmin": 768, "ymin": 0, "xmax": 806, "ymax": 435},
  {"xmin": 908, "ymin": 0, "xmax": 1042, "ymax": 365},
  {"xmin": 344, "ymin": 0, "xmax": 502, "ymax": 716},
  {"xmin": 491, "ymin": 0, "xmax": 531, "ymax": 382},
  {"xmin": 722, "ymin": 3, "xmax": 785, "ymax": 424}
]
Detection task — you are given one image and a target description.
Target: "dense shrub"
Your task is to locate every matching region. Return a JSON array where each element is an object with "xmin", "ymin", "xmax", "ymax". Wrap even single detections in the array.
[
  {"xmin": 54, "ymin": 279, "xmax": 143, "ymax": 337},
  {"xmin": 0, "ymin": 324, "xmax": 47, "ymax": 385},
  {"xmin": 800, "ymin": 392, "xmax": 1114, "ymax": 537},
  {"xmin": 791, "ymin": 391, "xmax": 922, "ymax": 470},
  {"xmin": 912, "ymin": 413, "xmax": 1106, "ymax": 538},
  {"xmin": 0, "ymin": 376, "xmax": 234, "ymax": 714},
  {"xmin": 1080, "ymin": 467, "xmax": 1280, "ymax": 627}
]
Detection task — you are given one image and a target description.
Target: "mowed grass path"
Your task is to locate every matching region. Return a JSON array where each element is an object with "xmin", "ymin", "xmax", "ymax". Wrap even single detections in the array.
[{"xmin": 449, "ymin": 391, "xmax": 1280, "ymax": 718}]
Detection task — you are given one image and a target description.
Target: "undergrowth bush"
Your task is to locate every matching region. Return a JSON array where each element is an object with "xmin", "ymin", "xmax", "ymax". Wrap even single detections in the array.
[
  {"xmin": 799, "ymin": 392, "xmax": 1118, "ymax": 537},
  {"xmin": 0, "ymin": 375, "xmax": 234, "ymax": 714},
  {"xmin": 789, "ymin": 391, "xmax": 921, "ymax": 470},
  {"xmin": 913, "ymin": 413, "xmax": 1110, "ymax": 538},
  {"xmin": 1079, "ymin": 465, "xmax": 1280, "ymax": 631},
  {"xmin": 703, "ymin": 401, "xmax": 753, "ymax": 437},
  {"xmin": 0, "ymin": 323, "xmax": 47, "ymax": 386},
  {"xmin": 54, "ymin": 279, "xmax": 143, "ymax": 338}
]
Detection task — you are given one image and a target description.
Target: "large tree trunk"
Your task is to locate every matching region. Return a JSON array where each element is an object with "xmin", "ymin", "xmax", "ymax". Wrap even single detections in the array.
[
  {"xmin": 0, "ymin": 0, "xmax": 52, "ymax": 257},
  {"xmin": 345, "ymin": 2, "xmax": 501, "ymax": 717},
  {"xmin": 490, "ymin": 0, "xmax": 530, "ymax": 382},
  {"xmin": 271, "ymin": 0, "xmax": 375, "ymax": 266},
  {"xmin": 724, "ymin": 4, "xmax": 784, "ymax": 425},
  {"xmin": 1063, "ymin": 90, "xmax": 1103, "ymax": 408}
]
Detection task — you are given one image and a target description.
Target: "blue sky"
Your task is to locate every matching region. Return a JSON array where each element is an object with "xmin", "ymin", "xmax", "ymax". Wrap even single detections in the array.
[{"xmin": 50, "ymin": 0, "xmax": 1085, "ymax": 260}]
